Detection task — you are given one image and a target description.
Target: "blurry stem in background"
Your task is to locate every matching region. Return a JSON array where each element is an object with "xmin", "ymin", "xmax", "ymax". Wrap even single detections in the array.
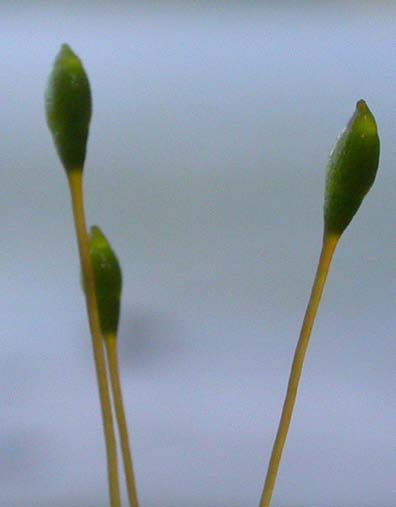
[
  {"xmin": 105, "ymin": 333, "xmax": 139, "ymax": 507},
  {"xmin": 259, "ymin": 231, "xmax": 339, "ymax": 507},
  {"xmin": 67, "ymin": 169, "xmax": 121, "ymax": 507}
]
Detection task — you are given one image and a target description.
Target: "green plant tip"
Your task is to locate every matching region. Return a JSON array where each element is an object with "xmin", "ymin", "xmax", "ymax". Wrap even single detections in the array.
[
  {"xmin": 88, "ymin": 226, "xmax": 123, "ymax": 335},
  {"xmin": 45, "ymin": 44, "xmax": 92, "ymax": 172},
  {"xmin": 324, "ymin": 99, "xmax": 380, "ymax": 236}
]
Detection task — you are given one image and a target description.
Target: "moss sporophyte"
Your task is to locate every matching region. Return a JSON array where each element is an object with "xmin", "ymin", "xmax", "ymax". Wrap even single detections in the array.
[
  {"xmin": 88, "ymin": 226, "xmax": 139, "ymax": 507},
  {"xmin": 259, "ymin": 100, "xmax": 380, "ymax": 507},
  {"xmin": 46, "ymin": 44, "xmax": 133, "ymax": 507},
  {"xmin": 45, "ymin": 44, "xmax": 381, "ymax": 507}
]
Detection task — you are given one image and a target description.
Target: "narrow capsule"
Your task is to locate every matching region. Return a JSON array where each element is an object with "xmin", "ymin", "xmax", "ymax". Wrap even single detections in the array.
[
  {"xmin": 324, "ymin": 100, "xmax": 380, "ymax": 236},
  {"xmin": 45, "ymin": 44, "xmax": 92, "ymax": 172},
  {"xmin": 88, "ymin": 226, "xmax": 122, "ymax": 335}
]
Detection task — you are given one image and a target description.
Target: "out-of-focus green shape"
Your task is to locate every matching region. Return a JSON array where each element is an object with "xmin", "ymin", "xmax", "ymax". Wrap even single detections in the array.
[
  {"xmin": 88, "ymin": 226, "xmax": 122, "ymax": 336},
  {"xmin": 45, "ymin": 44, "xmax": 92, "ymax": 172},
  {"xmin": 324, "ymin": 100, "xmax": 380, "ymax": 236}
]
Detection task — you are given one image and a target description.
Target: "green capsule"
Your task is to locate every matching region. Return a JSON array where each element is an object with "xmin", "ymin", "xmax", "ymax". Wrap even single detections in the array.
[
  {"xmin": 45, "ymin": 44, "xmax": 92, "ymax": 172},
  {"xmin": 88, "ymin": 226, "xmax": 122, "ymax": 336},
  {"xmin": 324, "ymin": 100, "xmax": 380, "ymax": 236}
]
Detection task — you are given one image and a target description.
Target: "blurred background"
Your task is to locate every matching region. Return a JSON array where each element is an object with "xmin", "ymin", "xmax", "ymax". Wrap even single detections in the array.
[{"xmin": 0, "ymin": 1, "xmax": 394, "ymax": 506}]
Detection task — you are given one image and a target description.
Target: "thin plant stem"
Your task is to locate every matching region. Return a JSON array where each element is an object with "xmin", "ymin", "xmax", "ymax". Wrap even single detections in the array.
[
  {"xmin": 259, "ymin": 231, "xmax": 340, "ymax": 507},
  {"xmin": 104, "ymin": 333, "xmax": 139, "ymax": 507},
  {"xmin": 67, "ymin": 169, "xmax": 121, "ymax": 507}
]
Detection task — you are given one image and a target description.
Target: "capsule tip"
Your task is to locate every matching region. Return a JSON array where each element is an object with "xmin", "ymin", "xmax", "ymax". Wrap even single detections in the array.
[{"xmin": 356, "ymin": 99, "xmax": 368, "ymax": 112}]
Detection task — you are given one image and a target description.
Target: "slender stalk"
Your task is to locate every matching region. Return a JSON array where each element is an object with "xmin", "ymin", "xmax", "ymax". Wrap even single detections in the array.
[
  {"xmin": 259, "ymin": 231, "xmax": 340, "ymax": 507},
  {"xmin": 67, "ymin": 169, "xmax": 121, "ymax": 507},
  {"xmin": 104, "ymin": 333, "xmax": 139, "ymax": 507}
]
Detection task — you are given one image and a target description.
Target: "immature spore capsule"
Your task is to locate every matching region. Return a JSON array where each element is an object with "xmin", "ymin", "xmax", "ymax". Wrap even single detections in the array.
[
  {"xmin": 88, "ymin": 226, "xmax": 122, "ymax": 336},
  {"xmin": 45, "ymin": 44, "xmax": 92, "ymax": 172},
  {"xmin": 324, "ymin": 100, "xmax": 380, "ymax": 236}
]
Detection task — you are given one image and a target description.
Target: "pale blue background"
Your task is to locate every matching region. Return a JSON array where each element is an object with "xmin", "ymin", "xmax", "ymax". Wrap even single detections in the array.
[{"xmin": 0, "ymin": 2, "xmax": 395, "ymax": 506}]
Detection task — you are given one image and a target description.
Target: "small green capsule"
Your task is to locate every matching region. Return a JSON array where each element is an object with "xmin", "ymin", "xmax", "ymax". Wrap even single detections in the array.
[
  {"xmin": 324, "ymin": 100, "xmax": 380, "ymax": 236},
  {"xmin": 45, "ymin": 44, "xmax": 92, "ymax": 172},
  {"xmin": 88, "ymin": 226, "xmax": 122, "ymax": 336}
]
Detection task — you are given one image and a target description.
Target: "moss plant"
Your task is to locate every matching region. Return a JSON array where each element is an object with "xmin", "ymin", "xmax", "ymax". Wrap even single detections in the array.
[
  {"xmin": 259, "ymin": 100, "xmax": 380, "ymax": 507},
  {"xmin": 45, "ymin": 44, "xmax": 121, "ymax": 507}
]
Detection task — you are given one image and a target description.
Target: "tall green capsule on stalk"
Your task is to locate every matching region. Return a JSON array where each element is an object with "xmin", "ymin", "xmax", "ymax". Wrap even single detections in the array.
[
  {"xmin": 45, "ymin": 45, "xmax": 121, "ymax": 507},
  {"xmin": 88, "ymin": 226, "xmax": 140, "ymax": 507},
  {"xmin": 259, "ymin": 100, "xmax": 380, "ymax": 507},
  {"xmin": 45, "ymin": 44, "xmax": 92, "ymax": 172}
]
